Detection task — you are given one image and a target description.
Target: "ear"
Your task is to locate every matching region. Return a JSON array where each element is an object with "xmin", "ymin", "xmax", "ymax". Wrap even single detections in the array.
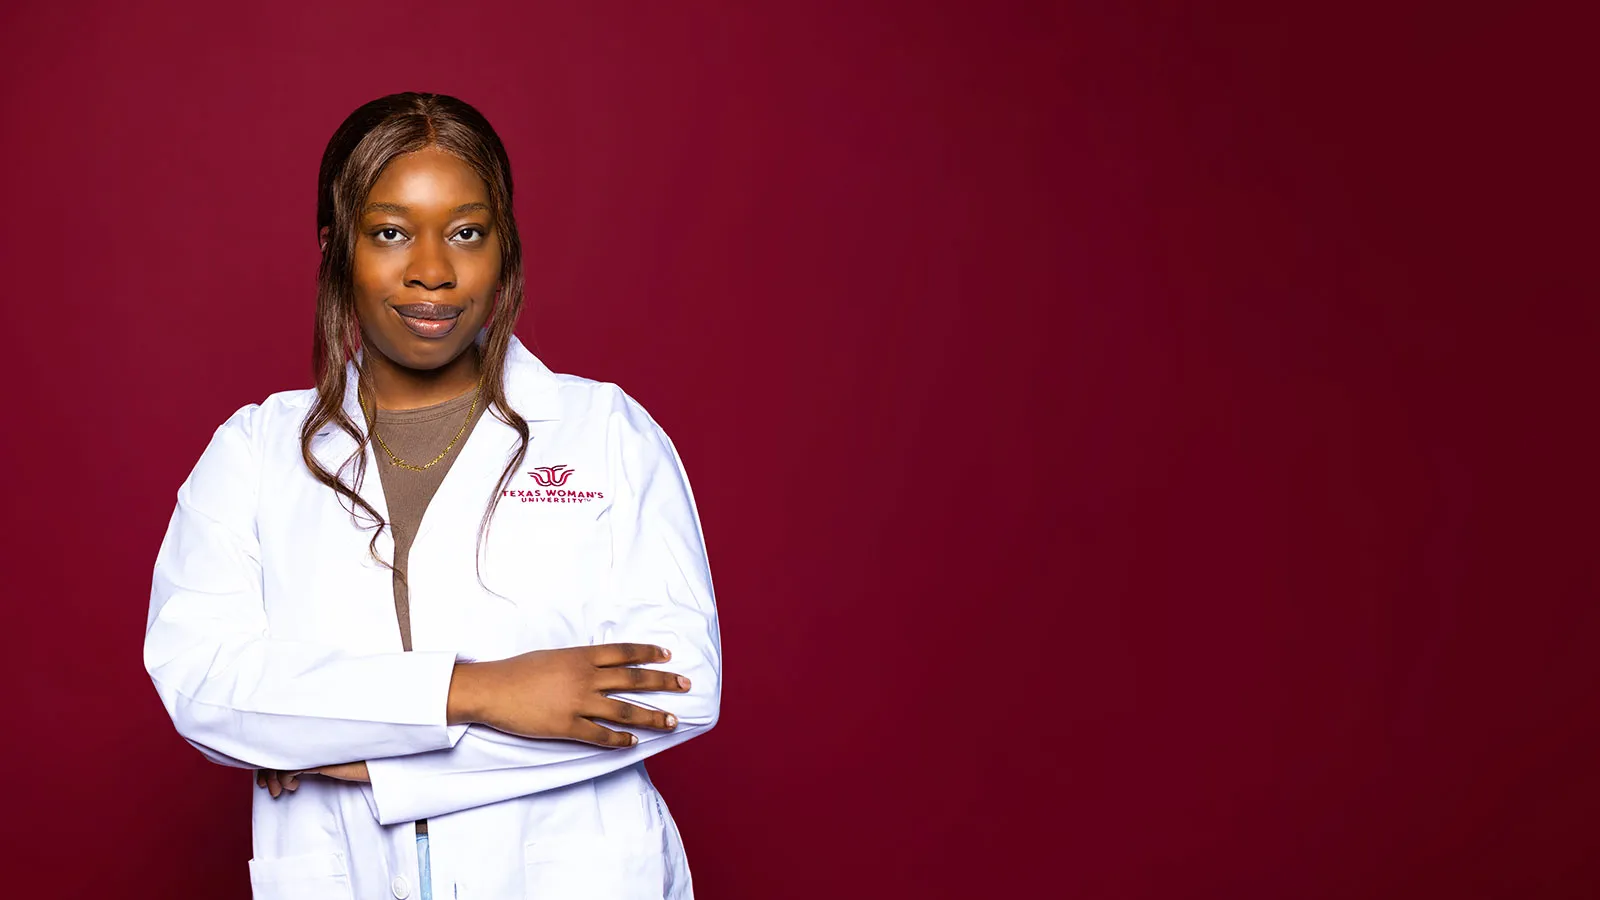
[{"xmin": 318, "ymin": 225, "xmax": 330, "ymax": 252}]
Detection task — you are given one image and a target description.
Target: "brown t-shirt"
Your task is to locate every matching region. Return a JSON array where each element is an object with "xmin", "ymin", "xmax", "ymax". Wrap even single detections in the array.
[{"xmin": 371, "ymin": 384, "xmax": 489, "ymax": 833}]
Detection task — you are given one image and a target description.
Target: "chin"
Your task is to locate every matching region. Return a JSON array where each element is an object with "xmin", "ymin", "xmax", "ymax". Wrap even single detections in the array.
[{"xmin": 374, "ymin": 331, "xmax": 478, "ymax": 373}]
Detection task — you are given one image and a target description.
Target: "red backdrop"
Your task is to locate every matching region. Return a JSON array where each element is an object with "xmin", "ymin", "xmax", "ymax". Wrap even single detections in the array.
[{"xmin": 1, "ymin": 1, "xmax": 1594, "ymax": 897}]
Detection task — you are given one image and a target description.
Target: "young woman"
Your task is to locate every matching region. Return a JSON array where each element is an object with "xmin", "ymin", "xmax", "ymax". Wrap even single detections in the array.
[{"xmin": 143, "ymin": 92, "xmax": 722, "ymax": 900}]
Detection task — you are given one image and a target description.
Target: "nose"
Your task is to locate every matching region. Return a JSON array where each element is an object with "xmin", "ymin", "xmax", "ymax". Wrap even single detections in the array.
[{"xmin": 404, "ymin": 236, "xmax": 456, "ymax": 291}]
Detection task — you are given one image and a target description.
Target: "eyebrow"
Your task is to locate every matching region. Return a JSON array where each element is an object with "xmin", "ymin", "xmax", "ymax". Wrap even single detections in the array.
[{"xmin": 363, "ymin": 201, "xmax": 491, "ymax": 216}]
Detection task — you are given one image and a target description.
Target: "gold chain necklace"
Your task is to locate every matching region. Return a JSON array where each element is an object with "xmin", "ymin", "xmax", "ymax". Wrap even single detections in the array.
[{"xmin": 362, "ymin": 376, "xmax": 484, "ymax": 472}]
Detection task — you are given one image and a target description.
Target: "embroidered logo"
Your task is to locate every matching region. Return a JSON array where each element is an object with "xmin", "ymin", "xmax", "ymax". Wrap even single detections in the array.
[
  {"xmin": 504, "ymin": 464, "xmax": 605, "ymax": 504},
  {"xmin": 528, "ymin": 465, "xmax": 576, "ymax": 487}
]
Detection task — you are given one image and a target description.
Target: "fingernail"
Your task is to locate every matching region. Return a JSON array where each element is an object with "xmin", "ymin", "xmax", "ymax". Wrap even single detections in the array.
[
  {"xmin": 662, "ymin": 648, "xmax": 671, "ymax": 660},
  {"xmin": 666, "ymin": 714, "xmax": 677, "ymax": 727},
  {"xmin": 678, "ymin": 676, "xmax": 690, "ymax": 689}
]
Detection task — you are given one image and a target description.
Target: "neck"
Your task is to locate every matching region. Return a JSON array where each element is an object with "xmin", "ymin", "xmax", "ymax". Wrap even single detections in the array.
[{"xmin": 364, "ymin": 345, "xmax": 483, "ymax": 411}]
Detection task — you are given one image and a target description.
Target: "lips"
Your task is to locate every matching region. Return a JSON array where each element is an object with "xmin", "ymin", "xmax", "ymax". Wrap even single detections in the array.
[{"xmin": 392, "ymin": 302, "xmax": 463, "ymax": 339}]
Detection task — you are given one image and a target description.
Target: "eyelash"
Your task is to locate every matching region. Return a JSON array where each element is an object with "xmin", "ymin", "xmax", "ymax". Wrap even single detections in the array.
[{"xmin": 372, "ymin": 227, "xmax": 486, "ymax": 244}]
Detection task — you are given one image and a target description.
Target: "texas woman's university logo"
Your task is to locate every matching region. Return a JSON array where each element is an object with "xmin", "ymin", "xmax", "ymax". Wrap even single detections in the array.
[
  {"xmin": 528, "ymin": 465, "xmax": 575, "ymax": 487},
  {"xmin": 503, "ymin": 464, "xmax": 605, "ymax": 504}
]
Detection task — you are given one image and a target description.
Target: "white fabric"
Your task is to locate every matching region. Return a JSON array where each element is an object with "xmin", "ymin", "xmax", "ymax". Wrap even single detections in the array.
[{"xmin": 145, "ymin": 333, "xmax": 720, "ymax": 899}]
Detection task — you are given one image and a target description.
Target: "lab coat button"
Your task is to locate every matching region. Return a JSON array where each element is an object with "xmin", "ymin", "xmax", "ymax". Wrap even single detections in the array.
[{"xmin": 391, "ymin": 875, "xmax": 411, "ymax": 899}]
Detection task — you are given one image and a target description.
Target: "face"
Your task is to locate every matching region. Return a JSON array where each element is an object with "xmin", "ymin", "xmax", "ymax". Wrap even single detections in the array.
[{"xmin": 344, "ymin": 146, "xmax": 502, "ymax": 373}]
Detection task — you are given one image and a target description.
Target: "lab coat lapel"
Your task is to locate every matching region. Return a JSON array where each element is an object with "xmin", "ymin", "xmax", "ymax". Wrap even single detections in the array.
[
  {"xmin": 412, "ymin": 333, "xmax": 564, "ymax": 547},
  {"xmin": 304, "ymin": 332, "xmax": 562, "ymax": 549},
  {"xmin": 308, "ymin": 363, "xmax": 392, "ymax": 530}
]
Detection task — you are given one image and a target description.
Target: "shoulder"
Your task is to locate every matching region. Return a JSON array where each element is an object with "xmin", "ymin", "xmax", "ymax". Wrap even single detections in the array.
[
  {"xmin": 205, "ymin": 387, "xmax": 319, "ymax": 450},
  {"xmin": 502, "ymin": 344, "xmax": 673, "ymax": 448},
  {"xmin": 166, "ymin": 388, "xmax": 313, "ymax": 522},
  {"xmin": 184, "ymin": 388, "xmax": 319, "ymax": 496},
  {"xmin": 510, "ymin": 362, "xmax": 690, "ymax": 489},
  {"xmin": 557, "ymin": 375, "xmax": 673, "ymax": 451}
]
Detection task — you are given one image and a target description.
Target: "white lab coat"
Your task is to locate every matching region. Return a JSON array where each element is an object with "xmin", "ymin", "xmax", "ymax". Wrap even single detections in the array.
[{"xmin": 144, "ymin": 333, "xmax": 721, "ymax": 900}]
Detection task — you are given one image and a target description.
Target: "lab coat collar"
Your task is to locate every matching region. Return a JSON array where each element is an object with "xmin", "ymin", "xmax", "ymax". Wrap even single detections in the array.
[{"xmin": 315, "ymin": 328, "xmax": 561, "ymax": 440}]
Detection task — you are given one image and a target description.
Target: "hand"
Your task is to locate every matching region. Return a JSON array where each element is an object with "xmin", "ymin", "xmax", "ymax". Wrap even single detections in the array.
[
  {"xmin": 448, "ymin": 643, "xmax": 691, "ymax": 748},
  {"xmin": 309, "ymin": 761, "xmax": 371, "ymax": 782},
  {"xmin": 255, "ymin": 761, "xmax": 370, "ymax": 798}
]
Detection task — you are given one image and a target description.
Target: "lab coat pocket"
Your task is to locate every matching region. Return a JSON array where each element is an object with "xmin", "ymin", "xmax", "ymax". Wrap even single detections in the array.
[
  {"xmin": 247, "ymin": 850, "xmax": 353, "ymax": 900},
  {"xmin": 522, "ymin": 825, "xmax": 667, "ymax": 899}
]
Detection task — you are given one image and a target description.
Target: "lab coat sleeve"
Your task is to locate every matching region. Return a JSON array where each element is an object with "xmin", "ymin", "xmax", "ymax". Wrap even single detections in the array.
[
  {"xmin": 143, "ymin": 404, "xmax": 469, "ymax": 771},
  {"xmin": 363, "ymin": 394, "xmax": 722, "ymax": 826}
]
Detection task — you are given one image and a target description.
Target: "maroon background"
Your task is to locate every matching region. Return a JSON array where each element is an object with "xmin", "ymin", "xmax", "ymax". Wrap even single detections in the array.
[{"xmin": 1, "ymin": 1, "xmax": 1595, "ymax": 897}]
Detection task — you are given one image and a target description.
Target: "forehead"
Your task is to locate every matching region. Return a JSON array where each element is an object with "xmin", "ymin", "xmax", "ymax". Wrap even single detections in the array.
[{"xmin": 364, "ymin": 147, "xmax": 490, "ymax": 215}]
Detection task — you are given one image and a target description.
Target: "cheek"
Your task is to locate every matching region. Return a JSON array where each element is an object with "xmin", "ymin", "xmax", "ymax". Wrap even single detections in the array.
[
  {"xmin": 350, "ymin": 253, "xmax": 400, "ymax": 321},
  {"xmin": 469, "ymin": 259, "xmax": 502, "ymax": 296},
  {"xmin": 351, "ymin": 289, "xmax": 390, "ymax": 333},
  {"xmin": 351, "ymin": 250, "xmax": 391, "ymax": 294},
  {"xmin": 462, "ymin": 264, "xmax": 503, "ymax": 317}
]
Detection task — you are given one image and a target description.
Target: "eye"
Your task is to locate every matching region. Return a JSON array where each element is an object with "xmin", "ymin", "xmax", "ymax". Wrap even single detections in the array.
[
  {"xmin": 455, "ymin": 227, "xmax": 485, "ymax": 243},
  {"xmin": 374, "ymin": 227, "xmax": 405, "ymax": 243}
]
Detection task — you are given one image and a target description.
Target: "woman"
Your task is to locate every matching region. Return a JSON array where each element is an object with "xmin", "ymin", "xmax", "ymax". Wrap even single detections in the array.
[{"xmin": 143, "ymin": 92, "xmax": 722, "ymax": 900}]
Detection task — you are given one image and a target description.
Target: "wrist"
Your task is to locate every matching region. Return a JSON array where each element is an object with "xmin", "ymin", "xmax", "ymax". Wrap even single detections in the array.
[{"xmin": 446, "ymin": 661, "xmax": 488, "ymax": 725}]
